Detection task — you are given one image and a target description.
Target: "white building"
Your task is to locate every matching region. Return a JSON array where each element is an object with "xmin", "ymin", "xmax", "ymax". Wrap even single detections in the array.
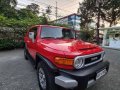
[
  {"xmin": 100, "ymin": 26, "xmax": 120, "ymax": 49},
  {"xmin": 52, "ymin": 13, "xmax": 81, "ymax": 30}
]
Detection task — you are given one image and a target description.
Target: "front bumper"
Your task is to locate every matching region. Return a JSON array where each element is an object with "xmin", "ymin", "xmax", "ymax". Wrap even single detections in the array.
[{"xmin": 55, "ymin": 61, "xmax": 109, "ymax": 89}]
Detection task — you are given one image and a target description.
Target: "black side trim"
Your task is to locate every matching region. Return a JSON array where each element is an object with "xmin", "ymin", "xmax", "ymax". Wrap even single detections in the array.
[{"xmin": 36, "ymin": 53, "xmax": 58, "ymax": 72}]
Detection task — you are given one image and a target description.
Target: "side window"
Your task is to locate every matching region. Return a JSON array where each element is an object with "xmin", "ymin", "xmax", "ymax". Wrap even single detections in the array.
[{"xmin": 29, "ymin": 27, "xmax": 38, "ymax": 40}]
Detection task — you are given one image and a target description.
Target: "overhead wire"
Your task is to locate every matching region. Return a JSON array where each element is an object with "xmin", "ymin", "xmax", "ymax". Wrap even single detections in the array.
[
  {"xmin": 17, "ymin": 3, "xmax": 65, "ymax": 19},
  {"xmin": 17, "ymin": 0, "xmax": 79, "ymax": 20},
  {"xmin": 30, "ymin": 0, "xmax": 73, "ymax": 13}
]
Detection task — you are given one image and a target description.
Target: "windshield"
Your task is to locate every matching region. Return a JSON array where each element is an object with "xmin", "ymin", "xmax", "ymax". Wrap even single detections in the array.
[{"xmin": 41, "ymin": 27, "xmax": 75, "ymax": 39}]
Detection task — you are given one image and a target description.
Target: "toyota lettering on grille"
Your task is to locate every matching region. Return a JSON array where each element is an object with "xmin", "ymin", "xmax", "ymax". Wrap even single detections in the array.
[{"xmin": 91, "ymin": 57, "xmax": 98, "ymax": 61}]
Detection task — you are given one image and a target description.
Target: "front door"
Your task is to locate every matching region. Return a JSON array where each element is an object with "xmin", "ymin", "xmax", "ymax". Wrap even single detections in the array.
[{"xmin": 28, "ymin": 27, "xmax": 38, "ymax": 59}]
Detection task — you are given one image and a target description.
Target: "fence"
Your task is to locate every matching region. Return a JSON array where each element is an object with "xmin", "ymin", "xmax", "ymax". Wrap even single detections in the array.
[{"xmin": 0, "ymin": 27, "xmax": 27, "ymax": 50}]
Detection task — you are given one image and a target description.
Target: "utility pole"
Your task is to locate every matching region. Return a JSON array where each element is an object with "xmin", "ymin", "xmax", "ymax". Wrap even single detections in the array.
[
  {"xmin": 96, "ymin": 0, "xmax": 103, "ymax": 45},
  {"xmin": 55, "ymin": 1, "xmax": 58, "ymax": 22}
]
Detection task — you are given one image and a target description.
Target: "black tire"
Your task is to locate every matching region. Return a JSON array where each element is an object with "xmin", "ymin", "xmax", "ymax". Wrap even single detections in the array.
[
  {"xmin": 24, "ymin": 48, "xmax": 28, "ymax": 60},
  {"xmin": 37, "ymin": 61, "xmax": 57, "ymax": 90}
]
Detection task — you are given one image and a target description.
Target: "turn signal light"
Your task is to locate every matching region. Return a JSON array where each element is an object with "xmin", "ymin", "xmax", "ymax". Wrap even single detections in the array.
[{"xmin": 55, "ymin": 57, "xmax": 73, "ymax": 66}]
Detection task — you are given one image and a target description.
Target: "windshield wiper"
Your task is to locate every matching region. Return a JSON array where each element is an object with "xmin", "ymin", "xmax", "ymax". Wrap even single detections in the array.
[
  {"xmin": 70, "ymin": 37, "xmax": 75, "ymax": 39},
  {"xmin": 55, "ymin": 37, "xmax": 63, "ymax": 39},
  {"xmin": 41, "ymin": 37, "xmax": 55, "ymax": 39}
]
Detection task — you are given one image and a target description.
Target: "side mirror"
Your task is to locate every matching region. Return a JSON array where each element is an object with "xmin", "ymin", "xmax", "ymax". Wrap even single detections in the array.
[{"xmin": 29, "ymin": 32, "xmax": 34, "ymax": 42}]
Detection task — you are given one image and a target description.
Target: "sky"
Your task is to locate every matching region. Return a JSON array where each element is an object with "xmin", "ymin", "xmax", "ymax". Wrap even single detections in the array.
[{"xmin": 17, "ymin": 0, "xmax": 84, "ymax": 20}]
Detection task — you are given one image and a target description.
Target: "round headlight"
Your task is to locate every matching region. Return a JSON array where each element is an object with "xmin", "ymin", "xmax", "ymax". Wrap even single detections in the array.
[
  {"xmin": 74, "ymin": 57, "xmax": 84, "ymax": 69},
  {"xmin": 102, "ymin": 51, "xmax": 105, "ymax": 59}
]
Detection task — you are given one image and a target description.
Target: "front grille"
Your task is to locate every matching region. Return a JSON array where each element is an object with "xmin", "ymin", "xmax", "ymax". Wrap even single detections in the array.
[
  {"xmin": 85, "ymin": 54, "xmax": 101, "ymax": 65},
  {"xmin": 74, "ymin": 51, "xmax": 104, "ymax": 68}
]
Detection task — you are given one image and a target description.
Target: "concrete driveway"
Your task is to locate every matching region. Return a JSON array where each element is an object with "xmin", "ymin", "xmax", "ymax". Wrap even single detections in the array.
[{"xmin": 0, "ymin": 49, "xmax": 120, "ymax": 90}]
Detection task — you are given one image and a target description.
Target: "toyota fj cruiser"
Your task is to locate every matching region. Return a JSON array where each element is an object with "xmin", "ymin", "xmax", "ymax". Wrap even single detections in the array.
[{"xmin": 24, "ymin": 25, "xmax": 109, "ymax": 90}]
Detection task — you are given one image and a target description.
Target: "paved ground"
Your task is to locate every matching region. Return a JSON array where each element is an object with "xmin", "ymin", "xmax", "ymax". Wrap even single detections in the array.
[
  {"xmin": 0, "ymin": 49, "xmax": 120, "ymax": 90},
  {"xmin": 0, "ymin": 49, "xmax": 39, "ymax": 90},
  {"xmin": 87, "ymin": 49, "xmax": 120, "ymax": 90}
]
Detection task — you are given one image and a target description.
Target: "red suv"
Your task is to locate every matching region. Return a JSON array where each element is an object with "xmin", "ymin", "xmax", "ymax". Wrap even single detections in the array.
[{"xmin": 24, "ymin": 25, "xmax": 109, "ymax": 90}]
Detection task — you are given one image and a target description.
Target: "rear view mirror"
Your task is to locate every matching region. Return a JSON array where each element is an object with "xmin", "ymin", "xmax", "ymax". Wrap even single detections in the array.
[{"xmin": 29, "ymin": 32, "xmax": 34, "ymax": 42}]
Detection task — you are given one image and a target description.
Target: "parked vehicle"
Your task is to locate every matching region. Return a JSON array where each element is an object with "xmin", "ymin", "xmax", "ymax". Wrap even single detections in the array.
[{"xmin": 24, "ymin": 25, "xmax": 109, "ymax": 90}]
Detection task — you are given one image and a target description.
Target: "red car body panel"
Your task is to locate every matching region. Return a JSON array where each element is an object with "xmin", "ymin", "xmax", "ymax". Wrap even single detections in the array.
[{"xmin": 24, "ymin": 25, "xmax": 103, "ymax": 70}]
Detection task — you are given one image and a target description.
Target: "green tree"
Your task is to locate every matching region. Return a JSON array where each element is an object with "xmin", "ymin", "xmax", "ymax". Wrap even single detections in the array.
[
  {"xmin": 99, "ymin": 0, "xmax": 120, "ymax": 26},
  {"xmin": 78, "ymin": 0, "xmax": 120, "ymax": 27},
  {"xmin": 26, "ymin": 3, "xmax": 39, "ymax": 15},
  {"xmin": 4, "ymin": 7, "xmax": 18, "ymax": 19},
  {"xmin": 0, "ymin": 14, "xmax": 6, "ymax": 26},
  {"xmin": 77, "ymin": 1, "xmax": 94, "ymax": 29},
  {"xmin": 0, "ymin": 0, "xmax": 18, "ymax": 18},
  {"xmin": 39, "ymin": 14, "xmax": 49, "ymax": 24},
  {"xmin": 0, "ymin": 0, "xmax": 17, "ymax": 7},
  {"xmin": 0, "ymin": 0, "xmax": 50, "ymax": 28},
  {"xmin": 17, "ymin": 9, "xmax": 38, "ymax": 19},
  {"xmin": 45, "ymin": 5, "xmax": 52, "ymax": 14}
]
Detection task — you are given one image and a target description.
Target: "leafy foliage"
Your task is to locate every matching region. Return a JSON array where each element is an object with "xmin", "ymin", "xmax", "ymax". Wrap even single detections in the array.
[
  {"xmin": 0, "ymin": 0, "xmax": 49, "ymax": 28},
  {"xmin": 99, "ymin": 0, "xmax": 120, "ymax": 26},
  {"xmin": 17, "ymin": 9, "xmax": 38, "ymax": 19},
  {"xmin": 45, "ymin": 5, "xmax": 52, "ymax": 14},
  {"xmin": 0, "ymin": 0, "xmax": 18, "ymax": 18},
  {"xmin": 0, "ymin": 38, "xmax": 24, "ymax": 50},
  {"xmin": 26, "ymin": 3, "xmax": 39, "ymax": 15},
  {"xmin": 78, "ymin": 0, "xmax": 120, "ymax": 27},
  {"xmin": 77, "ymin": 1, "xmax": 94, "ymax": 29},
  {"xmin": 0, "ymin": 39, "xmax": 15, "ymax": 50},
  {"xmin": 79, "ymin": 29, "xmax": 94, "ymax": 42},
  {"xmin": 0, "ymin": 15, "xmax": 49, "ymax": 28},
  {"xmin": 0, "ymin": 0, "xmax": 70, "ymax": 50}
]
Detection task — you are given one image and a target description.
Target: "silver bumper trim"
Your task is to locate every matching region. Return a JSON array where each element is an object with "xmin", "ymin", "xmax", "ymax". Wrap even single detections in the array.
[{"xmin": 55, "ymin": 76, "xmax": 78, "ymax": 89}]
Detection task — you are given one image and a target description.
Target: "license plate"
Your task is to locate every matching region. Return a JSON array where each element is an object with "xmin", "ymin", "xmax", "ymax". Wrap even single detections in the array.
[{"xmin": 96, "ymin": 69, "xmax": 107, "ymax": 80}]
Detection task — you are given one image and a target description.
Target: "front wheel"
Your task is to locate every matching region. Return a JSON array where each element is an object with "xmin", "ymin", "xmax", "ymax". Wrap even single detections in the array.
[{"xmin": 37, "ymin": 61, "xmax": 57, "ymax": 90}]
